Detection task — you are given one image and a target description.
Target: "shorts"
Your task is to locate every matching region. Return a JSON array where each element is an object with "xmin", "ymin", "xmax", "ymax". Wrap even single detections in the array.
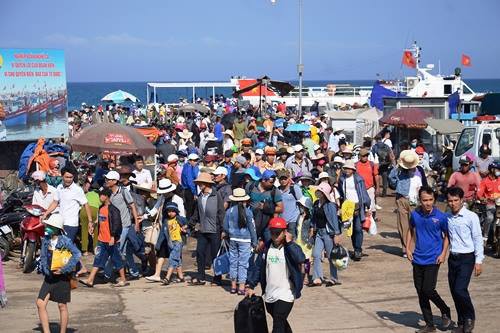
[
  {"xmin": 93, "ymin": 242, "xmax": 124, "ymax": 270},
  {"xmin": 168, "ymin": 241, "xmax": 183, "ymax": 269},
  {"xmin": 156, "ymin": 240, "xmax": 170, "ymax": 259},
  {"xmin": 38, "ymin": 275, "xmax": 71, "ymax": 304}
]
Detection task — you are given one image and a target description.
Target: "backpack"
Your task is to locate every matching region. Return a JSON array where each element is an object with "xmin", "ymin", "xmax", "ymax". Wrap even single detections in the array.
[
  {"xmin": 234, "ymin": 295, "xmax": 268, "ymax": 333},
  {"xmin": 375, "ymin": 142, "xmax": 391, "ymax": 165}
]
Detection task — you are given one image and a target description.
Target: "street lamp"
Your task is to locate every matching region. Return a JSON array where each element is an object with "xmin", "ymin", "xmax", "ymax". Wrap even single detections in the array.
[{"xmin": 271, "ymin": 0, "xmax": 303, "ymax": 116}]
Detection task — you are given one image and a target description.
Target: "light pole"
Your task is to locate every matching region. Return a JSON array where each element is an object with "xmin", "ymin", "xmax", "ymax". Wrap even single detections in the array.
[{"xmin": 271, "ymin": 0, "xmax": 303, "ymax": 116}]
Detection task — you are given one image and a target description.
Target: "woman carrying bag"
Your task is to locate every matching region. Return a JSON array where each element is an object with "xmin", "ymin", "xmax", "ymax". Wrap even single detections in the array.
[
  {"xmin": 310, "ymin": 183, "xmax": 342, "ymax": 287},
  {"xmin": 223, "ymin": 188, "xmax": 258, "ymax": 295},
  {"xmin": 36, "ymin": 214, "xmax": 81, "ymax": 333}
]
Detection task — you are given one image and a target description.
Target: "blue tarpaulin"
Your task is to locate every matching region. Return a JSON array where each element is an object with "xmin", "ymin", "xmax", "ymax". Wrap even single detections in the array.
[
  {"xmin": 369, "ymin": 81, "xmax": 406, "ymax": 110},
  {"xmin": 18, "ymin": 142, "xmax": 69, "ymax": 180},
  {"xmin": 448, "ymin": 91, "xmax": 460, "ymax": 114}
]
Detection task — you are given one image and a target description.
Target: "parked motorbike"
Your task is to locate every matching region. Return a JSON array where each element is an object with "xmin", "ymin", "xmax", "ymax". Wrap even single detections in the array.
[
  {"xmin": 494, "ymin": 198, "xmax": 500, "ymax": 258},
  {"xmin": 20, "ymin": 204, "xmax": 46, "ymax": 273},
  {"xmin": 0, "ymin": 193, "xmax": 28, "ymax": 260}
]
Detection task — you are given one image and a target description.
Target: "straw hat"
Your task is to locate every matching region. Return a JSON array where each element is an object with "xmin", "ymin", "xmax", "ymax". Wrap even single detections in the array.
[
  {"xmin": 229, "ymin": 188, "xmax": 250, "ymax": 202},
  {"xmin": 223, "ymin": 129, "xmax": 234, "ymax": 139},
  {"xmin": 206, "ymin": 133, "xmax": 217, "ymax": 141},
  {"xmin": 342, "ymin": 160, "xmax": 356, "ymax": 170},
  {"xmin": 178, "ymin": 129, "xmax": 193, "ymax": 140},
  {"xmin": 398, "ymin": 150, "xmax": 419, "ymax": 169},
  {"xmin": 44, "ymin": 214, "xmax": 64, "ymax": 230},
  {"xmin": 194, "ymin": 172, "xmax": 215, "ymax": 184},
  {"xmin": 156, "ymin": 178, "xmax": 177, "ymax": 194}
]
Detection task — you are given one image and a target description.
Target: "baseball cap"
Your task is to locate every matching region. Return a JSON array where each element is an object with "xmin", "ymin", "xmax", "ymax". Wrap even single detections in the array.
[
  {"xmin": 167, "ymin": 154, "xmax": 179, "ymax": 163},
  {"xmin": 293, "ymin": 144, "xmax": 304, "ymax": 153},
  {"xmin": 104, "ymin": 170, "xmax": 120, "ymax": 181},
  {"xmin": 188, "ymin": 153, "xmax": 199, "ymax": 161},
  {"xmin": 313, "ymin": 144, "xmax": 321, "ymax": 151},
  {"xmin": 459, "ymin": 155, "xmax": 472, "ymax": 165},
  {"xmin": 31, "ymin": 171, "xmax": 46, "ymax": 181},
  {"xmin": 262, "ymin": 169, "xmax": 277, "ymax": 180},
  {"xmin": 212, "ymin": 166, "xmax": 228, "ymax": 176},
  {"xmin": 276, "ymin": 169, "xmax": 291, "ymax": 179},
  {"xmin": 255, "ymin": 148, "xmax": 264, "ymax": 155},
  {"xmin": 268, "ymin": 217, "xmax": 287, "ymax": 229},
  {"xmin": 235, "ymin": 155, "xmax": 247, "ymax": 165}
]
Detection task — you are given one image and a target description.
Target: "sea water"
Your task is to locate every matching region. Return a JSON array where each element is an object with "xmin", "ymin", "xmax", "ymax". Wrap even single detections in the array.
[{"xmin": 67, "ymin": 79, "xmax": 500, "ymax": 110}]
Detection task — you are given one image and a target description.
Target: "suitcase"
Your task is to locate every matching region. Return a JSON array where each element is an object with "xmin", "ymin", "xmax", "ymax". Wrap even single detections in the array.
[{"xmin": 234, "ymin": 295, "xmax": 269, "ymax": 333}]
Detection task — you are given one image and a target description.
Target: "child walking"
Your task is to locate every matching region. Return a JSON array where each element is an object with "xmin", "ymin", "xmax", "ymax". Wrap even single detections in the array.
[
  {"xmin": 36, "ymin": 214, "xmax": 81, "ymax": 333},
  {"xmin": 161, "ymin": 202, "xmax": 187, "ymax": 284},
  {"xmin": 79, "ymin": 188, "xmax": 128, "ymax": 288},
  {"xmin": 223, "ymin": 188, "xmax": 257, "ymax": 295},
  {"xmin": 296, "ymin": 196, "xmax": 314, "ymax": 285}
]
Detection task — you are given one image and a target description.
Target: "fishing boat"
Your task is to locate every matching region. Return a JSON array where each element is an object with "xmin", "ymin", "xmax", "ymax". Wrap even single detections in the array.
[
  {"xmin": 4, "ymin": 102, "xmax": 29, "ymax": 127},
  {"xmin": 50, "ymin": 95, "xmax": 66, "ymax": 112},
  {"xmin": 30, "ymin": 98, "xmax": 51, "ymax": 121}
]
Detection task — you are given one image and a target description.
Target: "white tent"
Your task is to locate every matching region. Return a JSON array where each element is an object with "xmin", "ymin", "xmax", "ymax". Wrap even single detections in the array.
[{"xmin": 325, "ymin": 108, "xmax": 382, "ymax": 144}]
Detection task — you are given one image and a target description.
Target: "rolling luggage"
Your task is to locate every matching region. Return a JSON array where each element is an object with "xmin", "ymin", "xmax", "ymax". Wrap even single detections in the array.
[{"xmin": 234, "ymin": 295, "xmax": 268, "ymax": 333}]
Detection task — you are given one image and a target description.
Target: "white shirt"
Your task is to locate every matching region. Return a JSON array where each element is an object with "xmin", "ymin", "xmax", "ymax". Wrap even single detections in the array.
[
  {"xmin": 264, "ymin": 245, "xmax": 294, "ymax": 303},
  {"xmin": 133, "ymin": 168, "xmax": 153, "ymax": 188},
  {"xmin": 408, "ymin": 175, "xmax": 422, "ymax": 205},
  {"xmin": 32, "ymin": 185, "xmax": 58, "ymax": 211},
  {"xmin": 56, "ymin": 182, "xmax": 88, "ymax": 227},
  {"xmin": 345, "ymin": 176, "xmax": 359, "ymax": 203},
  {"xmin": 382, "ymin": 138, "xmax": 393, "ymax": 149}
]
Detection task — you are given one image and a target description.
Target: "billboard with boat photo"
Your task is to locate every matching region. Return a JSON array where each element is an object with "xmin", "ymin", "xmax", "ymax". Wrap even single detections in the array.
[{"xmin": 0, "ymin": 48, "xmax": 68, "ymax": 141}]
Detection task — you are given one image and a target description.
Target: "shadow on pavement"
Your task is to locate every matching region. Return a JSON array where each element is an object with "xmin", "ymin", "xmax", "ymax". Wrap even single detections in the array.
[
  {"xmin": 33, "ymin": 323, "xmax": 77, "ymax": 332},
  {"xmin": 376, "ymin": 311, "xmax": 448, "ymax": 331},
  {"xmin": 367, "ymin": 244, "xmax": 402, "ymax": 256},
  {"xmin": 379, "ymin": 231, "xmax": 400, "ymax": 239}
]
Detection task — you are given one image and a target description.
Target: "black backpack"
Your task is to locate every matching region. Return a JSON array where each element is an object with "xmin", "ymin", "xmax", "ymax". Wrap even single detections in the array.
[
  {"xmin": 375, "ymin": 142, "xmax": 391, "ymax": 165},
  {"xmin": 234, "ymin": 295, "xmax": 268, "ymax": 333}
]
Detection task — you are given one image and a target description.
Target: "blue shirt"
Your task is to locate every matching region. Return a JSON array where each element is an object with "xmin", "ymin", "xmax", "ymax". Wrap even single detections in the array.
[
  {"xmin": 279, "ymin": 185, "xmax": 302, "ymax": 224},
  {"xmin": 181, "ymin": 163, "xmax": 199, "ymax": 195},
  {"xmin": 409, "ymin": 207, "xmax": 448, "ymax": 265},
  {"xmin": 214, "ymin": 122, "xmax": 224, "ymax": 142},
  {"xmin": 447, "ymin": 207, "xmax": 484, "ymax": 264}
]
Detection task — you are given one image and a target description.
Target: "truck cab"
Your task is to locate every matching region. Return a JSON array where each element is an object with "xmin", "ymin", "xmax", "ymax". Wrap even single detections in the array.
[{"xmin": 453, "ymin": 116, "xmax": 500, "ymax": 170}]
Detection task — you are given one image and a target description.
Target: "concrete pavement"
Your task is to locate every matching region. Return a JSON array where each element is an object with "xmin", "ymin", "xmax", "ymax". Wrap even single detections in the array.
[{"xmin": 1, "ymin": 196, "xmax": 499, "ymax": 332}]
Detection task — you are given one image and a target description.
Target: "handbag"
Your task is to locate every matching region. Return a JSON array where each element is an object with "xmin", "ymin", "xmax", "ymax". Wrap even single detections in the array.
[
  {"xmin": 144, "ymin": 204, "xmax": 162, "ymax": 246},
  {"xmin": 234, "ymin": 295, "xmax": 269, "ymax": 333},
  {"xmin": 362, "ymin": 215, "xmax": 372, "ymax": 232},
  {"xmin": 213, "ymin": 240, "xmax": 230, "ymax": 276},
  {"xmin": 70, "ymin": 276, "xmax": 78, "ymax": 290},
  {"xmin": 50, "ymin": 249, "xmax": 73, "ymax": 271},
  {"xmin": 368, "ymin": 217, "xmax": 378, "ymax": 235}
]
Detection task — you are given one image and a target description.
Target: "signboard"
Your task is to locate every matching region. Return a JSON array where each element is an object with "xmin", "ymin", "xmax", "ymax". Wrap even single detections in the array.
[{"xmin": 0, "ymin": 48, "xmax": 68, "ymax": 141}]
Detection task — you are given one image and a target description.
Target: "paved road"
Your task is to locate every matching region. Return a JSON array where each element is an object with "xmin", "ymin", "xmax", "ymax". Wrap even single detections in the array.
[{"xmin": 1, "ymin": 196, "xmax": 499, "ymax": 332}]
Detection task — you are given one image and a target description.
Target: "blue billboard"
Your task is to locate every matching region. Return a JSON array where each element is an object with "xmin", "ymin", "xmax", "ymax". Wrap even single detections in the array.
[{"xmin": 0, "ymin": 48, "xmax": 68, "ymax": 141}]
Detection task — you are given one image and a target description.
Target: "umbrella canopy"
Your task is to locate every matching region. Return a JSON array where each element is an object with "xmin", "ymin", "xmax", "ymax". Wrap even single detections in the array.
[
  {"xmin": 178, "ymin": 103, "xmax": 210, "ymax": 114},
  {"xmin": 424, "ymin": 118, "xmax": 464, "ymax": 134},
  {"xmin": 101, "ymin": 90, "xmax": 140, "ymax": 103},
  {"xmin": 379, "ymin": 108, "xmax": 432, "ymax": 129},
  {"xmin": 233, "ymin": 76, "xmax": 295, "ymax": 97},
  {"xmin": 68, "ymin": 123, "xmax": 155, "ymax": 156},
  {"xmin": 285, "ymin": 123, "xmax": 311, "ymax": 132}
]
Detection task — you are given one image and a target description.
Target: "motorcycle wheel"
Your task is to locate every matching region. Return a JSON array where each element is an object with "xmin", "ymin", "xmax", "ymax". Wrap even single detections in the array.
[
  {"xmin": 22, "ymin": 241, "xmax": 36, "ymax": 273},
  {"xmin": 0, "ymin": 237, "xmax": 10, "ymax": 260}
]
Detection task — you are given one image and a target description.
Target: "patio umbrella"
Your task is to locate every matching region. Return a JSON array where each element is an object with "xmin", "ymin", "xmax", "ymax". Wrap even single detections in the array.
[
  {"xmin": 68, "ymin": 123, "xmax": 155, "ymax": 156},
  {"xmin": 285, "ymin": 123, "xmax": 311, "ymax": 132},
  {"xmin": 379, "ymin": 108, "xmax": 432, "ymax": 129},
  {"xmin": 101, "ymin": 90, "xmax": 140, "ymax": 103}
]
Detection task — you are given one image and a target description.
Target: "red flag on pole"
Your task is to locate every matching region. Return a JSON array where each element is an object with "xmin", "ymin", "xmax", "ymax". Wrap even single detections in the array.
[
  {"xmin": 461, "ymin": 54, "xmax": 471, "ymax": 67},
  {"xmin": 402, "ymin": 51, "xmax": 416, "ymax": 68}
]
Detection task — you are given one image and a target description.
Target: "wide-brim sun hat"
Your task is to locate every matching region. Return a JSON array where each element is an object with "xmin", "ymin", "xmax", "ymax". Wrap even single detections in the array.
[
  {"xmin": 188, "ymin": 153, "xmax": 199, "ymax": 161},
  {"xmin": 44, "ymin": 214, "xmax": 64, "ymax": 230},
  {"xmin": 223, "ymin": 129, "xmax": 234, "ymax": 139},
  {"xmin": 31, "ymin": 170, "xmax": 47, "ymax": 181},
  {"xmin": 298, "ymin": 196, "xmax": 313, "ymax": 210},
  {"xmin": 167, "ymin": 154, "xmax": 179, "ymax": 163},
  {"xmin": 317, "ymin": 171, "xmax": 329, "ymax": 180},
  {"xmin": 156, "ymin": 178, "xmax": 177, "ymax": 194},
  {"xmin": 229, "ymin": 188, "xmax": 250, "ymax": 202},
  {"xmin": 245, "ymin": 168, "xmax": 262, "ymax": 181},
  {"xmin": 178, "ymin": 129, "xmax": 193, "ymax": 139},
  {"xmin": 299, "ymin": 171, "xmax": 315, "ymax": 182},
  {"xmin": 398, "ymin": 150, "xmax": 419, "ymax": 169},
  {"xmin": 194, "ymin": 172, "xmax": 215, "ymax": 184},
  {"xmin": 315, "ymin": 182, "xmax": 333, "ymax": 202},
  {"xmin": 342, "ymin": 160, "xmax": 356, "ymax": 170},
  {"xmin": 333, "ymin": 156, "xmax": 345, "ymax": 164}
]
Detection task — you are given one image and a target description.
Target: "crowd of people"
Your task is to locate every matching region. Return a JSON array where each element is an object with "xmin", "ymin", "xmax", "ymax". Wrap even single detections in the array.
[{"xmin": 6, "ymin": 96, "xmax": 499, "ymax": 333}]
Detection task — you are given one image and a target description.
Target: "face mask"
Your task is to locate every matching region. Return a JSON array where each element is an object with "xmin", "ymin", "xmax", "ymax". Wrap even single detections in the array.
[{"xmin": 411, "ymin": 143, "xmax": 417, "ymax": 148}]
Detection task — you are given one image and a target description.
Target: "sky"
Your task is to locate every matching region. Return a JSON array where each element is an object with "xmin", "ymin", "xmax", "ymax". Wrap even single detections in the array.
[{"xmin": 2, "ymin": 0, "xmax": 500, "ymax": 82}]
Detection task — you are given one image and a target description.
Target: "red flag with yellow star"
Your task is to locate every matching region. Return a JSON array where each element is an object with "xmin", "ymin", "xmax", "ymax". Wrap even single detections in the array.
[
  {"xmin": 402, "ymin": 51, "xmax": 416, "ymax": 68},
  {"xmin": 461, "ymin": 54, "xmax": 471, "ymax": 67}
]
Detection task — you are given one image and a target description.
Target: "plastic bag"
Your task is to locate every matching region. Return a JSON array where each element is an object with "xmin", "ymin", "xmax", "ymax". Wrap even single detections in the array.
[{"xmin": 368, "ymin": 217, "xmax": 377, "ymax": 235}]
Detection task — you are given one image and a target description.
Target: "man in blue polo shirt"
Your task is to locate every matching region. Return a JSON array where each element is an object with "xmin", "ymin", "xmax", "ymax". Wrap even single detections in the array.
[{"xmin": 406, "ymin": 186, "xmax": 452, "ymax": 333}]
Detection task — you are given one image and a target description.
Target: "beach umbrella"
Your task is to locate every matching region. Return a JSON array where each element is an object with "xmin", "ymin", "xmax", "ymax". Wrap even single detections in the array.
[
  {"xmin": 68, "ymin": 123, "xmax": 155, "ymax": 156},
  {"xmin": 379, "ymin": 108, "xmax": 432, "ymax": 129},
  {"xmin": 178, "ymin": 103, "xmax": 210, "ymax": 114},
  {"xmin": 101, "ymin": 90, "xmax": 140, "ymax": 103},
  {"xmin": 285, "ymin": 123, "xmax": 311, "ymax": 132}
]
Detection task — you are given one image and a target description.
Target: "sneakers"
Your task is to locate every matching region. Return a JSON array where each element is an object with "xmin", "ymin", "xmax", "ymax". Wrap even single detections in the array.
[
  {"xmin": 375, "ymin": 204, "xmax": 382, "ymax": 210},
  {"xmin": 353, "ymin": 251, "xmax": 362, "ymax": 261},
  {"xmin": 415, "ymin": 325, "xmax": 436, "ymax": 333},
  {"xmin": 145, "ymin": 275, "xmax": 162, "ymax": 282},
  {"xmin": 463, "ymin": 319, "xmax": 474, "ymax": 333},
  {"xmin": 441, "ymin": 313, "xmax": 452, "ymax": 329}
]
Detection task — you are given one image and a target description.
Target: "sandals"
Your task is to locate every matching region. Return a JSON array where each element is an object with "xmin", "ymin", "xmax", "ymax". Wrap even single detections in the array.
[
  {"xmin": 171, "ymin": 277, "xmax": 185, "ymax": 284},
  {"xmin": 161, "ymin": 278, "xmax": 170, "ymax": 285},
  {"xmin": 145, "ymin": 276, "xmax": 162, "ymax": 283},
  {"xmin": 237, "ymin": 289, "xmax": 245, "ymax": 296},
  {"xmin": 113, "ymin": 280, "xmax": 130, "ymax": 288},
  {"xmin": 230, "ymin": 288, "xmax": 237, "ymax": 294},
  {"xmin": 189, "ymin": 278, "xmax": 206, "ymax": 286},
  {"xmin": 325, "ymin": 279, "xmax": 342, "ymax": 287},
  {"xmin": 78, "ymin": 279, "xmax": 93, "ymax": 288},
  {"xmin": 308, "ymin": 279, "xmax": 322, "ymax": 287}
]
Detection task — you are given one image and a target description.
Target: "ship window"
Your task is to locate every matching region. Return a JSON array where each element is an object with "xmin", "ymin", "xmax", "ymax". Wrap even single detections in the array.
[
  {"xmin": 455, "ymin": 127, "xmax": 475, "ymax": 156},
  {"xmin": 463, "ymin": 104, "xmax": 471, "ymax": 114},
  {"xmin": 463, "ymin": 85, "xmax": 472, "ymax": 94},
  {"xmin": 444, "ymin": 85, "xmax": 452, "ymax": 95}
]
